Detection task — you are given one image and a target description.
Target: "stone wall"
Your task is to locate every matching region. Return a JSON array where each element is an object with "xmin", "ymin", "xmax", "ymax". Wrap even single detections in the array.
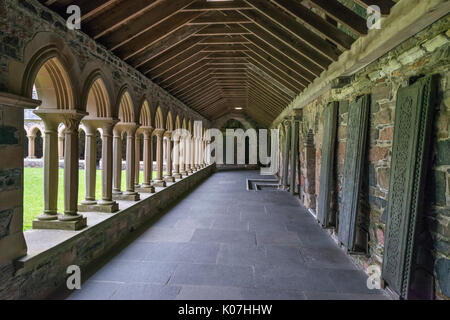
[
  {"xmin": 286, "ymin": 17, "xmax": 449, "ymax": 299},
  {"xmin": 0, "ymin": 164, "xmax": 215, "ymax": 300}
]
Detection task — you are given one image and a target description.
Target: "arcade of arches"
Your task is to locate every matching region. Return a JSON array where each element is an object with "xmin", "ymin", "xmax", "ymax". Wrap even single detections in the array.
[{"xmin": 0, "ymin": 0, "xmax": 449, "ymax": 300}]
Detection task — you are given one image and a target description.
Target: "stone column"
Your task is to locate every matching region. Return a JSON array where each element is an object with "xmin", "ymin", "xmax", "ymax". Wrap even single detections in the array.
[
  {"xmin": 290, "ymin": 117, "xmax": 300, "ymax": 195},
  {"xmin": 153, "ymin": 129, "xmax": 166, "ymax": 187},
  {"xmin": 98, "ymin": 120, "xmax": 119, "ymax": 212},
  {"xmin": 135, "ymin": 132, "xmax": 141, "ymax": 187},
  {"xmin": 304, "ymin": 129, "xmax": 316, "ymax": 209},
  {"xmin": 137, "ymin": 127, "xmax": 155, "ymax": 193},
  {"xmin": 173, "ymin": 134, "xmax": 182, "ymax": 179},
  {"xmin": 34, "ymin": 113, "xmax": 60, "ymax": 222},
  {"xmin": 165, "ymin": 131, "xmax": 175, "ymax": 182},
  {"xmin": 282, "ymin": 120, "xmax": 291, "ymax": 189},
  {"xmin": 113, "ymin": 127, "xmax": 123, "ymax": 195},
  {"xmin": 123, "ymin": 124, "xmax": 140, "ymax": 201},
  {"xmin": 59, "ymin": 114, "xmax": 87, "ymax": 229},
  {"xmin": 58, "ymin": 134, "xmax": 64, "ymax": 159},
  {"xmin": 190, "ymin": 137, "xmax": 196, "ymax": 172},
  {"xmin": 28, "ymin": 135, "xmax": 36, "ymax": 158},
  {"xmin": 0, "ymin": 92, "xmax": 39, "ymax": 265},
  {"xmin": 81, "ymin": 122, "xmax": 97, "ymax": 205},
  {"xmin": 181, "ymin": 135, "xmax": 188, "ymax": 176}
]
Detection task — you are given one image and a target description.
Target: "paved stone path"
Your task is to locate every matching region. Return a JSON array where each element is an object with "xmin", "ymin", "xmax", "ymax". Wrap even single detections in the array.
[{"xmin": 68, "ymin": 171, "xmax": 389, "ymax": 300}]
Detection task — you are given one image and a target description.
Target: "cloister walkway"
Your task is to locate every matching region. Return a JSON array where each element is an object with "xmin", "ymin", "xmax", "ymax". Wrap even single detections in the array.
[{"xmin": 67, "ymin": 171, "xmax": 389, "ymax": 300}]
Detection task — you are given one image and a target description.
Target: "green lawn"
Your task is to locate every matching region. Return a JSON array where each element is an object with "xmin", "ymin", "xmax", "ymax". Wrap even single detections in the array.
[{"xmin": 23, "ymin": 167, "xmax": 162, "ymax": 231}]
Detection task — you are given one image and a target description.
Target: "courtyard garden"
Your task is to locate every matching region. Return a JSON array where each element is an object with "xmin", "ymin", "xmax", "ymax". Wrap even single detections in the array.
[{"xmin": 23, "ymin": 168, "xmax": 161, "ymax": 231}]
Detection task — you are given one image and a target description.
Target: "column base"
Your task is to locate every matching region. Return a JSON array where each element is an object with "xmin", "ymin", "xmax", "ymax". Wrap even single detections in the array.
[
  {"xmin": 173, "ymin": 173, "xmax": 182, "ymax": 179},
  {"xmin": 78, "ymin": 201, "xmax": 119, "ymax": 213},
  {"xmin": 32, "ymin": 215, "xmax": 87, "ymax": 231},
  {"xmin": 165, "ymin": 176, "xmax": 175, "ymax": 183},
  {"xmin": 153, "ymin": 180, "xmax": 167, "ymax": 187},
  {"xmin": 180, "ymin": 171, "xmax": 188, "ymax": 177},
  {"xmin": 112, "ymin": 193, "xmax": 140, "ymax": 201},
  {"xmin": 136, "ymin": 185, "xmax": 156, "ymax": 193},
  {"xmin": 81, "ymin": 200, "xmax": 97, "ymax": 205}
]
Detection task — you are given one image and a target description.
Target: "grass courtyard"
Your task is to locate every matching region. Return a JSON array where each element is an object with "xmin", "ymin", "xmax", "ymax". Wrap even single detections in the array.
[{"xmin": 23, "ymin": 167, "xmax": 162, "ymax": 231}]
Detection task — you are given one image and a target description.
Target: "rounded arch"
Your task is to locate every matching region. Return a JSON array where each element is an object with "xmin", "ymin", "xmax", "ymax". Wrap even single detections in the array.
[
  {"xmin": 29, "ymin": 125, "xmax": 43, "ymax": 137},
  {"xmin": 166, "ymin": 111, "xmax": 174, "ymax": 131},
  {"xmin": 175, "ymin": 115, "xmax": 181, "ymax": 130},
  {"xmin": 17, "ymin": 38, "xmax": 80, "ymax": 109},
  {"xmin": 139, "ymin": 99, "xmax": 152, "ymax": 127},
  {"xmin": 117, "ymin": 89, "xmax": 135, "ymax": 123},
  {"xmin": 29, "ymin": 57, "xmax": 75, "ymax": 110},
  {"xmin": 154, "ymin": 106, "xmax": 164, "ymax": 129},
  {"xmin": 83, "ymin": 73, "xmax": 112, "ymax": 118}
]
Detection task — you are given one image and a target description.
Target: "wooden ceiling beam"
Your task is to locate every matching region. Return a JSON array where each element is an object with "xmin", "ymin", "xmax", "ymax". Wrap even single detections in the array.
[
  {"xmin": 307, "ymin": 0, "xmax": 368, "ymax": 36},
  {"xmin": 271, "ymin": 0, "xmax": 355, "ymax": 50},
  {"xmin": 145, "ymin": 45, "xmax": 206, "ymax": 78},
  {"xmin": 246, "ymin": 71, "xmax": 292, "ymax": 104},
  {"xmin": 158, "ymin": 59, "xmax": 210, "ymax": 89},
  {"xmin": 244, "ymin": 50, "xmax": 308, "ymax": 89},
  {"xmin": 153, "ymin": 51, "xmax": 211, "ymax": 83},
  {"xmin": 182, "ymin": 0, "xmax": 252, "ymax": 11},
  {"xmin": 114, "ymin": 11, "xmax": 204, "ymax": 60},
  {"xmin": 241, "ymin": 25, "xmax": 326, "ymax": 76},
  {"xmin": 247, "ymin": 59, "xmax": 300, "ymax": 95},
  {"xmin": 193, "ymin": 24, "xmax": 251, "ymax": 36},
  {"xmin": 243, "ymin": 0, "xmax": 342, "ymax": 60},
  {"xmin": 138, "ymin": 36, "xmax": 206, "ymax": 71},
  {"xmin": 199, "ymin": 35, "xmax": 249, "ymax": 44},
  {"xmin": 128, "ymin": 25, "xmax": 207, "ymax": 67},
  {"xmin": 353, "ymin": 0, "xmax": 396, "ymax": 16},
  {"xmin": 240, "ymin": 16, "xmax": 331, "ymax": 72},
  {"xmin": 247, "ymin": 63, "xmax": 296, "ymax": 98},
  {"xmin": 98, "ymin": 0, "xmax": 197, "ymax": 50},
  {"xmin": 85, "ymin": 0, "xmax": 160, "ymax": 39},
  {"xmin": 188, "ymin": 10, "xmax": 251, "ymax": 25},
  {"xmin": 245, "ymin": 35, "xmax": 316, "ymax": 82}
]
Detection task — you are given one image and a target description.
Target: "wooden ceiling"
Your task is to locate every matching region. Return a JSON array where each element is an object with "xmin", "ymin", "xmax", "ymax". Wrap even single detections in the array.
[{"xmin": 40, "ymin": 0, "xmax": 396, "ymax": 127}]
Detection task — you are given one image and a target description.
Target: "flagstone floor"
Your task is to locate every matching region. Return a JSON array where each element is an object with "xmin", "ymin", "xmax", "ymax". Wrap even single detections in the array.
[{"xmin": 67, "ymin": 170, "xmax": 389, "ymax": 300}]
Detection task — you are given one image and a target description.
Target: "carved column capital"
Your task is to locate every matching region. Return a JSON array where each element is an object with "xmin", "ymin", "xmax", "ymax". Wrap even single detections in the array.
[{"xmin": 153, "ymin": 128, "xmax": 166, "ymax": 137}]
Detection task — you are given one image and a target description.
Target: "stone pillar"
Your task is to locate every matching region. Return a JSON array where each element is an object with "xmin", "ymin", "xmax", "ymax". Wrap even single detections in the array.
[
  {"xmin": 81, "ymin": 122, "xmax": 97, "ymax": 205},
  {"xmin": 282, "ymin": 120, "xmax": 291, "ymax": 189},
  {"xmin": 135, "ymin": 132, "xmax": 141, "ymax": 187},
  {"xmin": 290, "ymin": 116, "xmax": 300, "ymax": 195},
  {"xmin": 173, "ymin": 135, "xmax": 182, "ymax": 179},
  {"xmin": 0, "ymin": 92, "xmax": 38, "ymax": 265},
  {"xmin": 98, "ymin": 121, "xmax": 119, "ymax": 211},
  {"xmin": 112, "ymin": 127, "xmax": 123, "ymax": 195},
  {"xmin": 304, "ymin": 129, "xmax": 316, "ymax": 209},
  {"xmin": 165, "ymin": 131, "xmax": 175, "ymax": 182},
  {"xmin": 181, "ymin": 135, "xmax": 188, "ymax": 176},
  {"xmin": 58, "ymin": 134, "xmax": 64, "ymax": 159},
  {"xmin": 123, "ymin": 124, "xmax": 140, "ymax": 201},
  {"xmin": 59, "ymin": 114, "xmax": 87, "ymax": 229},
  {"xmin": 35, "ymin": 114, "xmax": 60, "ymax": 222},
  {"xmin": 137, "ymin": 128, "xmax": 155, "ymax": 193},
  {"xmin": 78, "ymin": 119, "xmax": 119, "ymax": 213},
  {"xmin": 153, "ymin": 129, "xmax": 167, "ymax": 187},
  {"xmin": 28, "ymin": 135, "xmax": 36, "ymax": 158},
  {"xmin": 190, "ymin": 137, "xmax": 196, "ymax": 172}
]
